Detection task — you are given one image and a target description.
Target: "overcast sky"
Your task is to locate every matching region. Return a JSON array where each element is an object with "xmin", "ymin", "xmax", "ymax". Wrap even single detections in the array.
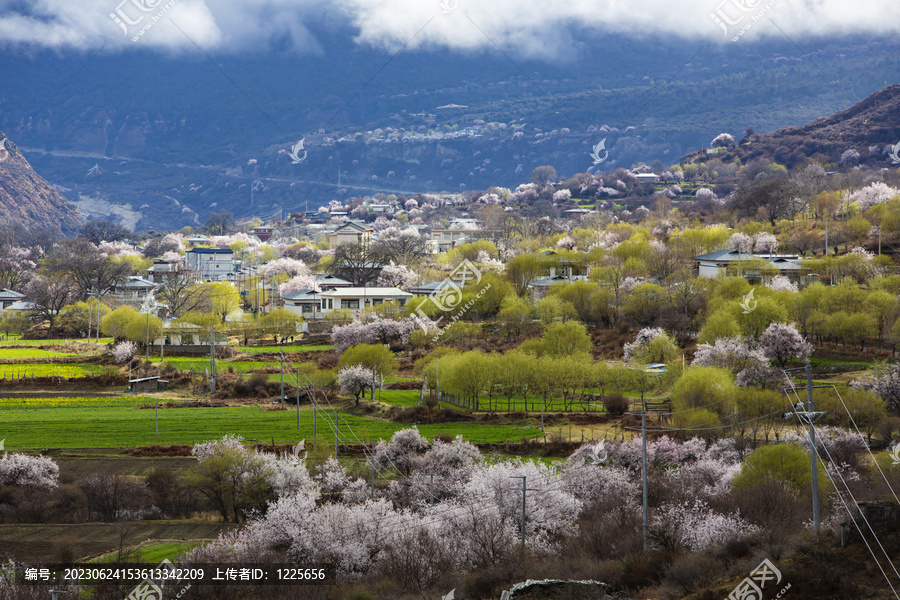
[{"xmin": 1, "ymin": 0, "xmax": 898, "ymax": 57}]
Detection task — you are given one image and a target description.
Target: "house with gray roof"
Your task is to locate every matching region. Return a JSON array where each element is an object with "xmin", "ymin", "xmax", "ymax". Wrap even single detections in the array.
[{"xmin": 693, "ymin": 249, "xmax": 808, "ymax": 282}]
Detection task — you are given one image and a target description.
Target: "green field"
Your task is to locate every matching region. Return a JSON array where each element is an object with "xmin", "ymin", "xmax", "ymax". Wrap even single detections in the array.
[
  {"xmin": 0, "ymin": 363, "xmax": 105, "ymax": 378},
  {"xmin": 0, "ymin": 348, "xmax": 81, "ymax": 359},
  {"xmin": 0, "ymin": 397, "xmax": 542, "ymax": 449},
  {"xmin": 238, "ymin": 344, "xmax": 333, "ymax": 353},
  {"xmin": 151, "ymin": 357, "xmax": 280, "ymax": 373},
  {"xmin": 0, "ymin": 337, "xmax": 112, "ymax": 345}
]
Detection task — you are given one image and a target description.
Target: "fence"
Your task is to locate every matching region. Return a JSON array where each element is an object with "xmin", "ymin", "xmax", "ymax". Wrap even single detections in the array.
[{"xmin": 439, "ymin": 392, "xmax": 607, "ymax": 413}]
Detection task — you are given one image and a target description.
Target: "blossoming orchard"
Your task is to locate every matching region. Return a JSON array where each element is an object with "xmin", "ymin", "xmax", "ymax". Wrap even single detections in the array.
[{"xmin": 3, "ymin": 126, "xmax": 900, "ymax": 600}]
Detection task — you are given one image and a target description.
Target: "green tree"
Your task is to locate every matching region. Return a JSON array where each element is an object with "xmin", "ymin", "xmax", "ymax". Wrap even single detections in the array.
[
  {"xmin": 671, "ymin": 366, "xmax": 738, "ymax": 424},
  {"xmin": 497, "ymin": 297, "xmax": 532, "ymax": 339},
  {"xmin": 261, "ymin": 308, "xmax": 302, "ymax": 343},
  {"xmin": 623, "ymin": 283, "xmax": 666, "ymax": 326},
  {"xmin": 57, "ymin": 301, "xmax": 110, "ymax": 337},
  {"xmin": 733, "ymin": 443, "xmax": 827, "ymax": 504},
  {"xmin": 535, "ymin": 295, "xmax": 577, "ymax": 324},
  {"xmin": 190, "ymin": 448, "xmax": 274, "ymax": 523},
  {"xmin": 541, "ymin": 321, "xmax": 592, "ymax": 357},
  {"xmin": 101, "ymin": 306, "xmax": 141, "ymax": 340},
  {"xmin": 338, "ymin": 343, "xmax": 398, "ymax": 376},
  {"xmin": 505, "ymin": 254, "xmax": 544, "ymax": 297},
  {"xmin": 0, "ymin": 310, "xmax": 29, "ymax": 338},
  {"xmin": 205, "ymin": 282, "xmax": 241, "ymax": 323},
  {"xmin": 631, "ymin": 331, "xmax": 679, "ymax": 364}
]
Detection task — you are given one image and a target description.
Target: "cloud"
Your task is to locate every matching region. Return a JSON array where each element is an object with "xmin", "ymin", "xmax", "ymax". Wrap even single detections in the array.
[{"xmin": 0, "ymin": 0, "xmax": 898, "ymax": 55}]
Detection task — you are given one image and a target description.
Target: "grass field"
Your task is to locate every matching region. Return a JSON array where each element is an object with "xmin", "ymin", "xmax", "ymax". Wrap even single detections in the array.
[
  {"xmin": 0, "ymin": 363, "xmax": 105, "ymax": 378},
  {"xmin": 95, "ymin": 540, "xmax": 206, "ymax": 563},
  {"xmin": 238, "ymin": 344, "xmax": 333, "ymax": 353},
  {"xmin": 0, "ymin": 522, "xmax": 233, "ymax": 563},
  {"xmin": 0, "ymin": 348, "xmax": 81, "ymax": 359},
  {"xmin": 0, "ymin": 337, "xmax": 113, "ymax": 345},
  {"xmin": 150, "ymin": 357, "xmax": 281, "ymax": 373},
  {"xmin": 0, "ymin": 397, "xmax": 543, "ymax": 449}
]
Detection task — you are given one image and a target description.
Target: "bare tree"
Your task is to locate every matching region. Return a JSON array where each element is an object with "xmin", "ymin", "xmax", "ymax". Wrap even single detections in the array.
[
  {"xmin": 530, "ymin": 165, "xmax": 557, "ymax": 184},
  {"xmin": 156, "ymin": 269, "xmax": 209, "ymax": 317},
  {"xmin": 206, "ymin": 210, "xmax": 235, "ymax": 236},
  {"xmin": 80, "ymin": 220, "xmax": 131, "ymax": 244},
  {"xmin": 730, "ymin": 175, "xmax": 803, "ymax": 226},
  {"xmin": 329, "ymin": 241, "xmax": 386, "ymax": 286},
  {"xmin": 25, "ymin": 275, "xmax": 79, "ymax": 338},
  {"xmin": 43, "ymin": 238, "xmax": 133, "ymax": 296},
  {"xmin": 78, "ymin": 472, "xmax": 147, "ymax": 522}
]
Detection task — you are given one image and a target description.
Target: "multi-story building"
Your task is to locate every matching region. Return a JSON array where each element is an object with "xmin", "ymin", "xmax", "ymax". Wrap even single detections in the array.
[
  {"xmin": 185, "ymin": 247, "xmax": 236, "ymax": 282},
  {"xmin": 328, "ymin": 222, "xmax": 373, "ymax": 250}
]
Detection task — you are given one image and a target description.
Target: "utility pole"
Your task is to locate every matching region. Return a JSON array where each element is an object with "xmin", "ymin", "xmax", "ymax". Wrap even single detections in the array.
[
  {"xmin": 155, "ymin": 402, "xmax": 159, "ymax": 438},
  {"xmin": 641, "ymin": 411, "xmax": 649, "ymax": 552},
  {"xmin": 280, "ymin": 352, "xmax": 285, "ymax": 409},
  {"xmin": 296, "ymin": 366, "xmax": 301, "ymax": 430},
  {"xmin": 783, "ymin": 365, "xmax": 826, "ymax": 536},
  {"xmin": 430, "ymin": 474, "xmax": 435, "ymax": 506},
  {"xmin": 208, "ymin": 326, "xmax": 220, "ymax": 393},
  {"xmin": 824, "ymin": 216, "xmax": 829, "ymax": 256},
  {"xmin": 875, "ymin": 225, "xmax": 882, "ymax": 255},
  {"xmin": 334, "ymin": 412, "xmax": 339, "ymax": 458},
  {"xmin": 371, "ymin": 441, "xmax": 376, "ymax": 499},
  {"xmin": 806, "ymin": 364, "xmax": 821, "ymax": 535},
  {"xmin": 509, "ymin": 476, "xmax": 538, "ymax": 555},
  {"xmin": 87, "ymin": 288, "xmax": 92, "ymax": 343}
]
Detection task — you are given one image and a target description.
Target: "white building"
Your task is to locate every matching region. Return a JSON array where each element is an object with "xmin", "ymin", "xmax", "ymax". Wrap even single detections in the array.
[
  {"xmin": 185, "ymin": 248, "xmax": 236, "ymax": 281},
  {"xmin": 284, "ymin": 287, "xmax": 413, "ymax": 318}
]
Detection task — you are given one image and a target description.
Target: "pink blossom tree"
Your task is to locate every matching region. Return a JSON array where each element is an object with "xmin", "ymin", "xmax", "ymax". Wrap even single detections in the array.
[
  {"xmin": 261, "ymin": 257, "xmax": 309, "ymax": 278},
  {"xmin": 692, "ymin": 337, "xmax": 769, "ymax": 374},
  {"xmin": 377, "ymin": 261, "xmax": 415, "ymax": 288},
  {"xmin": 759, "ymin": 322, "xmax": 813, "ymax": 368},
  {"xmin": 278, "ymin": 274, "xmax": 319, "ymax": 296}
]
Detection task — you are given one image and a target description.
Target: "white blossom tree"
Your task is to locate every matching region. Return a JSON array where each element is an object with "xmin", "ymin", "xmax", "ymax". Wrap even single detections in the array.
[
  {"xmin": 338, "ymin": 364, "xmax": 372, "ymax": 403},
  {"xmin": 0, "ymin": 453, "xmax": 59, "ymax": 489}
]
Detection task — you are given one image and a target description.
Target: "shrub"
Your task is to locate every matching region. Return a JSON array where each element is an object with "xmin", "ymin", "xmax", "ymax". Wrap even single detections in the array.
[{"xmin": 604, "ymin": 393, "xmax": 629, "ymax": 416}]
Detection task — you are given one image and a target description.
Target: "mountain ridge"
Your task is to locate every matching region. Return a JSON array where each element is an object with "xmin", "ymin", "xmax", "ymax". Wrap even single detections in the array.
[{"xmin": 0, "ymin": 131, "xmax": 82, "ymax": 235}]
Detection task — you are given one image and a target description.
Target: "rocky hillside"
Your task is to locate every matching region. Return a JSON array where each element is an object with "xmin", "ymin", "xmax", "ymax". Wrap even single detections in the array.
[
  {"xmin": 0, "ymin": 132, "xmax": 82, "ymax": 234},
  {"xmin": 682, "ymin": 84, "xmax": 900, "ymax": 169}
]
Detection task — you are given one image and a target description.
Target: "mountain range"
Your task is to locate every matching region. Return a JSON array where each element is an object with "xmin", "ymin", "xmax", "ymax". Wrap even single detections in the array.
[{"xmin": 0, "ymin": 31, "xmax": 898, "ymax": 231}]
